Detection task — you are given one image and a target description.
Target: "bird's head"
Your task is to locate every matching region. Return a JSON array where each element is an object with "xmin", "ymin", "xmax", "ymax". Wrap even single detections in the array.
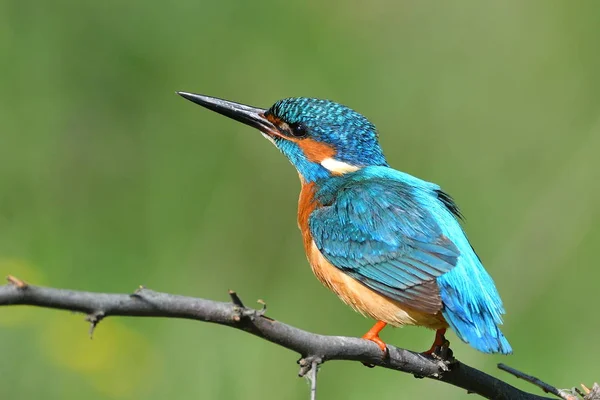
[{"xmin": 178, "ymin": 93, "xmax": 388, "ymax": 183}]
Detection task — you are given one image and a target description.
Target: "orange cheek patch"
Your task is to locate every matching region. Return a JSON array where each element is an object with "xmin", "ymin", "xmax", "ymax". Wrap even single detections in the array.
[
  {"xmin": 298, "ymin": 139, "xmax": 336, "ymax": 163},
  {"xmin": 265, "ymin": 113, "xmax": 336, "ymax": 162}
]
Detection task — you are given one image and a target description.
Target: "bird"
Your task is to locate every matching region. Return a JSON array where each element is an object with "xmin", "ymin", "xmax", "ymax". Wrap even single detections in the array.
[{"xmin": 177, "ymin": 92, "xmax": 512, "ymax": 355}]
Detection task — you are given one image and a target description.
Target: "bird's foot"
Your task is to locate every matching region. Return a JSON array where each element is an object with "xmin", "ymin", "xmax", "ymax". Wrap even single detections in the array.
[
  {"xmin": 361, "ymin": 321, "xmax": 389, "ymax": 367},
  {"xmin": 422, "ymin": 328, "xmax": 448, "ymax": 356},
  {"xmin": 360, "ymin": 335, "xmax": 389, "ymax": 368},
  {"xmin": 425, "ymin": 344, "xmax": 455, "ymax": 372},
  {"xmin": 421, "ymin": 328, "xmax": 455, "ymax": 369},
  {"xmin": 430, "ymin": 341, "xmax": 454, "ymax": 361},
  {"xmin": 362, "ymin": 333, "xmax": 388, "ymax": 353},
  {"xmin": 361, "ymin": 321, "xmax": 388, "ymax": 353}
]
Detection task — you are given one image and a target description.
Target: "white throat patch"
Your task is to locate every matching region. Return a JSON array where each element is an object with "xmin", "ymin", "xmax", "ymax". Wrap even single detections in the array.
[{"xmin": 320, "ymin": 158, "xmax": 360, "ymax": 174}]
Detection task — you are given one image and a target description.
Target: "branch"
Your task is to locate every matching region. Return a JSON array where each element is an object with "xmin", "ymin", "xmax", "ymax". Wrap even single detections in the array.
[
  {"xmin": 498, "ymin": 365, "xmax": 600, "ymax": 400},
  {"xmin": 0, "ymin": 276, "xmax": 595, "ymax": 400}
]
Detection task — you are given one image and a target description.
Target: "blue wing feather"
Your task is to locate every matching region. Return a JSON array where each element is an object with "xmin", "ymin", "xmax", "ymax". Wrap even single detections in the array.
[
  {"xmin": 310, "ymin": 166, "xmax": 512, "ymax": 354},
  {"xmin": 310, "ymin": 169, "xmax": 460, "ymax": 313}
]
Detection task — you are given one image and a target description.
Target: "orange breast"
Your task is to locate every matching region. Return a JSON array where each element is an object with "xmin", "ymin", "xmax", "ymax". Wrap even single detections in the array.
[
  {"xmin": 298, "ymin": 181, "xmax": 319, "ymax": 249},
  {"xmin": 297, "ymin": 181, "xmax": 447, "ymax": 329}
]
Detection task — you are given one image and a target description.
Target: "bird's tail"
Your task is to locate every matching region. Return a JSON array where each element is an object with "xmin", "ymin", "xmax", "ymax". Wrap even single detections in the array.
[
  {"xmin": 438, "ymin": 263, "xmax": 513, "ymax": 354},
  {"xmin": 441, "ymin": 293, "xmax": 512, "ymax": 354}
]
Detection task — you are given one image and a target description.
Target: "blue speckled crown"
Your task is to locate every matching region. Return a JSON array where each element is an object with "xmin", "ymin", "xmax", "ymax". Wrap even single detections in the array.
[{"xmin": 268, "ymin": 98, "xmax": 388, "ymax": 167}]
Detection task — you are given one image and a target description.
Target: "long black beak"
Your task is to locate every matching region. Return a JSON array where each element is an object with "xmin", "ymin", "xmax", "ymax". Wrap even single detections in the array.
[{"xmin": 177, "ymin": 92, "xmax": 278, "ymax": 135}]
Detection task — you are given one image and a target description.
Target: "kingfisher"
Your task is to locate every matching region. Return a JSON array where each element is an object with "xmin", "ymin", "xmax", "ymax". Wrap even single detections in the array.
[{"xmin": 178, "ymin": 92, "xmax": 512, "ymax": 355}]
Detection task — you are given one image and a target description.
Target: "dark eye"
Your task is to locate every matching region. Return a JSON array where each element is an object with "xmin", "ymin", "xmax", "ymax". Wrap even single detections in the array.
[{"xmin": 290, "ymin": 122, "xmax": 308, "ymax": 138}]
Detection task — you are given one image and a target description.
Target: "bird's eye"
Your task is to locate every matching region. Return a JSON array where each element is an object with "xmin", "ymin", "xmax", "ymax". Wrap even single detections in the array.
[{"xmin": 289, "ymin": 122, "xmax": 308, "ymax": 138}]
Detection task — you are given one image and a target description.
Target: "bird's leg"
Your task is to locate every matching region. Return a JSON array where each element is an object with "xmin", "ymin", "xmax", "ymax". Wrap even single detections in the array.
[
  {"xmin": 422, "ymin": 328, "xmax": 448, "ymax": 355},
  {"xmin": 361, "ymin": 320, "xmax": 388, "ymax": 352}
]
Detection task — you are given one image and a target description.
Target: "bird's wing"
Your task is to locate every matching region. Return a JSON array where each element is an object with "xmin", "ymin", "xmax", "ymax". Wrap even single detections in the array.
[{"xmin": 309, "ymin": 177, "xmax": 460, "ymax": 314}]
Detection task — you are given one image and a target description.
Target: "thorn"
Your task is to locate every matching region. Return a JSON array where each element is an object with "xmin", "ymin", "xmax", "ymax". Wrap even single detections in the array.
[
  {"xmin": 229, "ymin": 290, "xmax": 245, "ymax": 322},
  {"xmin": 256, "ymin": 299, "xmax": 267, "ymax": 316},
  {"xmin": 6, "ymin": 275, "xmax": 28, "ymax": 289},
  {"xmin": 85, "ymin": 311, "xmax": 105, "ymax": 339},
  {"xmin": 228, "ymin": 290, "xmax": 245, "ymax": 307},
  {"xmin": 582, "ymin": 384, "xmax": 591, "ymax": 394},
  {"xmin": 135, "ymin": 285, "xmax": 147, "ymax": 295},
  {"xmin": 130, "ymin": 285, "xmax": 146, "ymax": 298},
  {"xmin": 297, "ymin": 356, "xmax": 322, "ymax": 377}
]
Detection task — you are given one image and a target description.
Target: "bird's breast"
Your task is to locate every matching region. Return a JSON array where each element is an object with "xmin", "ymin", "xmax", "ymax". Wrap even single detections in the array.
[
  {"xmin": 297, "ymin": 182, "xmax": 446, "ymax": 329},
  {"xmin": 298, "ymin": 181, "xmax": 320, "ymax": 250}
]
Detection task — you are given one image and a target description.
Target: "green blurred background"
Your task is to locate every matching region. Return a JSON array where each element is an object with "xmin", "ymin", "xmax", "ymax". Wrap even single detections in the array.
[{"xmin": 1, "ymin": 0, "xmax": 599, "ymax": 399}]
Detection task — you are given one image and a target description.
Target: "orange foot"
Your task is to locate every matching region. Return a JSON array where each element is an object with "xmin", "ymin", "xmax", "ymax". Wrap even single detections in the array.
[
  {"xmin": 362, "ymin": 321, "xmax": 388, "ymax": 352},
  {"xmin": 422, "ymin": 328, "xmax": 448, "ymax": 355}
]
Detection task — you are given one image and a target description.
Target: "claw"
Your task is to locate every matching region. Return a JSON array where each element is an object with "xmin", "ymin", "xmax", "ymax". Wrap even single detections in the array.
[
  {"xmin": 422, "ymin": 328, "xmax": 448, "ymax": 355},
  {"xmin": 422, "ymin": 328, "xmax": 455, "ymax": 367}
]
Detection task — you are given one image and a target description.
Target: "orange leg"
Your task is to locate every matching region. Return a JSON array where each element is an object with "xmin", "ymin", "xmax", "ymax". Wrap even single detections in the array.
[
  {"xmin": 422, "ymin": 328, "xmax": 447, "ymax": 355},
  {"xmin": 362, "ymin": 321, "xmax": 388, "ymax": 352}
]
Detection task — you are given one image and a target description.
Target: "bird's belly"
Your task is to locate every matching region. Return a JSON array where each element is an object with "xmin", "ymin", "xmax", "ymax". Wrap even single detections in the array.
[{"xmin": 307, "ymin": 241, "xmax": 447, "ymax": 329}]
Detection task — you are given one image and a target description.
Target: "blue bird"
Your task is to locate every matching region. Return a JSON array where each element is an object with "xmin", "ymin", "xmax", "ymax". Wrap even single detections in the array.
[{"xmin": 178, "ymin": 92, "xmax": 512, "ymax": 355}]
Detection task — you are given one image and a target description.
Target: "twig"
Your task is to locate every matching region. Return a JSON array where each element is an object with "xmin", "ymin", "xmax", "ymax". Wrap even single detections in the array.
[
  {"xmin": 0, "ymin": 277, "xmax": 589, "ymax": 400},
  {"xmin": 308, "ymin": 359, "xmax": 319, "ymax": 400},
  {"xmin": 498, "ymin": 364, "xmax": 578, "ymax": 400}
]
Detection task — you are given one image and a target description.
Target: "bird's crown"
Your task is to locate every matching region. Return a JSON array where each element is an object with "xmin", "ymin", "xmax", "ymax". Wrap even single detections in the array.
[{"xmin": 264, "ymin": 98, "xmax": 387, "ymax": 173}]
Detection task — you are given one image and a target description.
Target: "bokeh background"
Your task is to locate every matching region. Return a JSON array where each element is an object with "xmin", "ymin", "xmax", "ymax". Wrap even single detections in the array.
[{"xmin": 1, "ymin": 1, "xmax": 599, "ymax": 399}]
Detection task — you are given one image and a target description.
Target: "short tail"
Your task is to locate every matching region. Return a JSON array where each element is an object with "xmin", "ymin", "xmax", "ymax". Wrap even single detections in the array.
[
  {"xmin": 441, "ymin": 299, "xmax": 512, "ymax": 354},
  {"xmin": 431, "ymin": 189, "xmax": 512, "ymax": 354},
  {"xmin": 438, "ymin": 269, "xmax": 513, "ymax": 354}
]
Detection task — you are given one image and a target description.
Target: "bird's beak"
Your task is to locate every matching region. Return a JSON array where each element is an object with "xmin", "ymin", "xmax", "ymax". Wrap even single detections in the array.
[{"xmin": 177, "ymin": 92, "xmax": 279, "ymax": 136}]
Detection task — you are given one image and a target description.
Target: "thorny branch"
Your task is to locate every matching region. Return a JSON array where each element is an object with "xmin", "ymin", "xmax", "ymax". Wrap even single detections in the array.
[{"xmin": 0, "ymin": 276, "xmax": 597, "ymax": 400}]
